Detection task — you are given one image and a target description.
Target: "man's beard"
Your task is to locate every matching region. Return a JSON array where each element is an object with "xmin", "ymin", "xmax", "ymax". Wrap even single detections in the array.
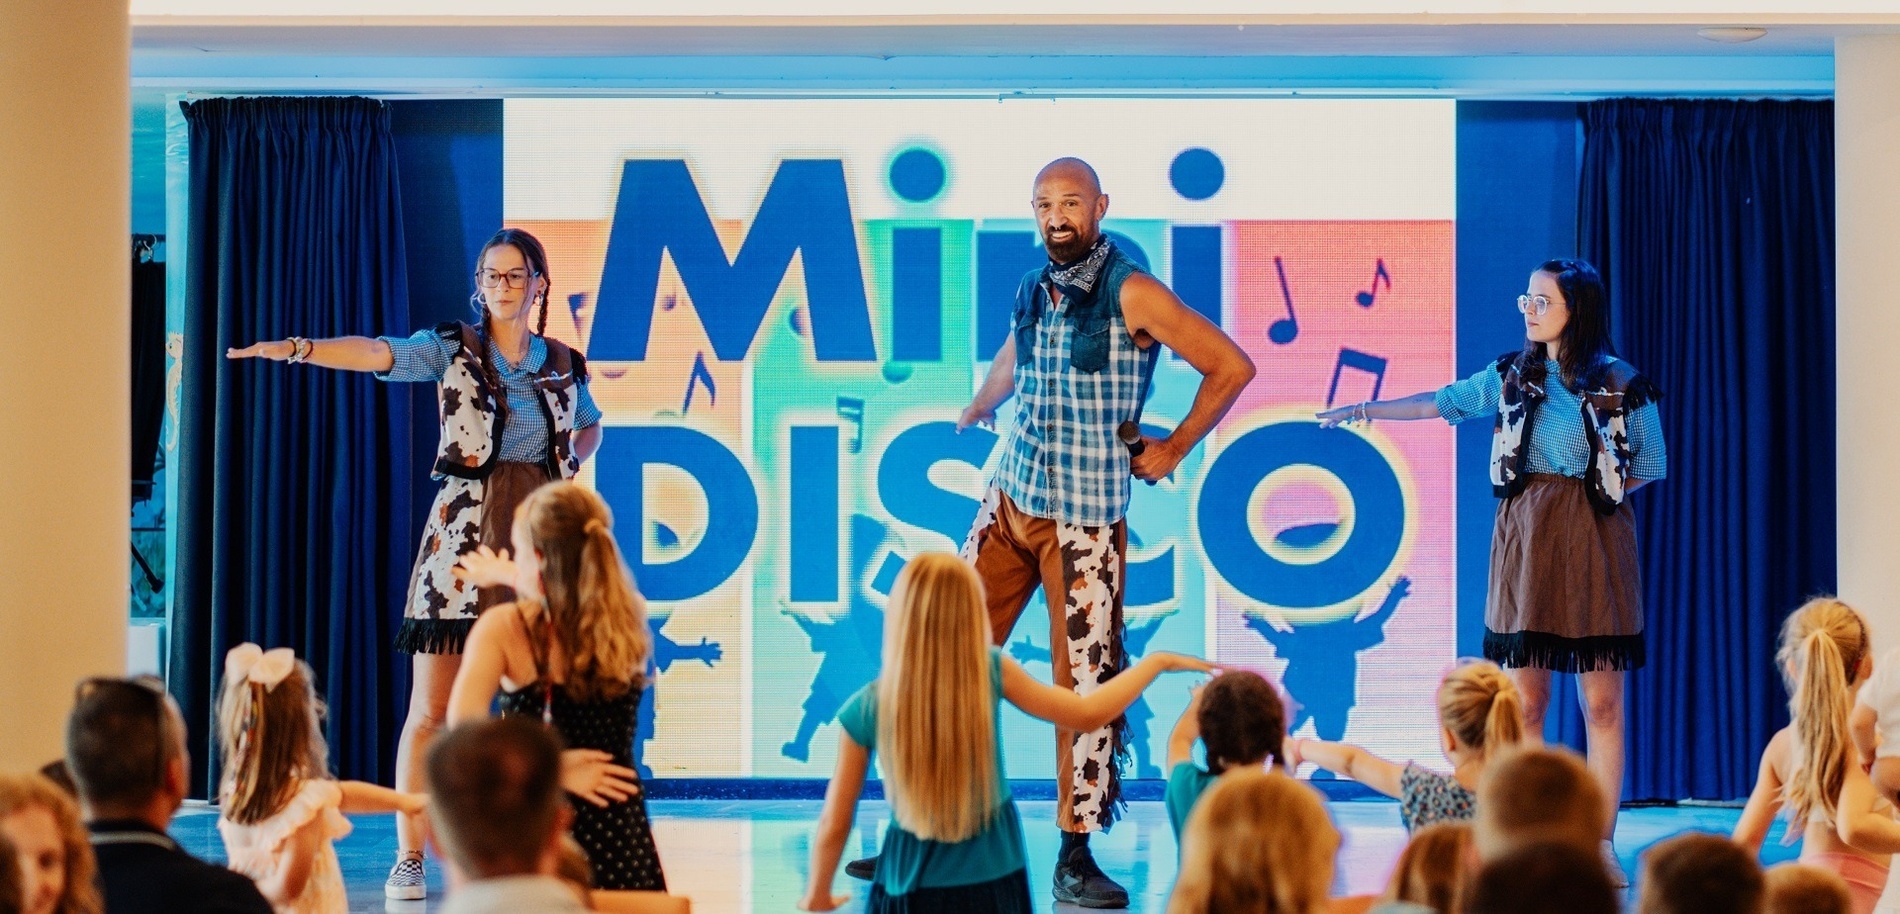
[{"xmin": 1042, "ymin": 225, "xmax": 1098, "ymax": 264}]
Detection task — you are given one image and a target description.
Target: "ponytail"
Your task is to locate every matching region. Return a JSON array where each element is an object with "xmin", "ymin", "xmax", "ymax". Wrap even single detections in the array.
[
  {"xmin": 520, "ymin": 483, "xmax": 652, "ymax": 702},
  {"xmin": 1438, "ymin": 661, "xmax": 1525, "ymax": 760},
  {"xmin": 1481, "ymin": 680, "xmax": 1524, "ymax": 761},
  {"xmin": 1777, "ymin": 598, "xmax": 1869, "ymax": 833}
]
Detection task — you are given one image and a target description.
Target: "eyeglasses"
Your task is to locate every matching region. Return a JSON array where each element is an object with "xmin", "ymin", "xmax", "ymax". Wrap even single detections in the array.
[
  {"xmin": 476, "ymin": 269, "xmax": 538, "ymax": 290},
  {"xmin": 1516, "ymin": 294, "xmax": 1559, "ymax": 316}
]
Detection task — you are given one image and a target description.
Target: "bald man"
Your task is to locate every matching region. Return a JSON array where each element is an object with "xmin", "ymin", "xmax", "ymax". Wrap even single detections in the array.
[{"xmin": 961, "ymin": 157, "xmax": 1253, "ymax": 907}]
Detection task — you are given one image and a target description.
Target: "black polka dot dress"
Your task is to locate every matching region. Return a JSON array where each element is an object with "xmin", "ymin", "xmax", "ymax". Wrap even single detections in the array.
[{"xmin": 499, "ymin": 684, "xmax": 667, "ymax": 891}]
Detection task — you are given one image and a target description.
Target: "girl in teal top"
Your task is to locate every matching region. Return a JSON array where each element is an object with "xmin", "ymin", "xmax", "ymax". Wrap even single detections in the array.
[{"xmin": 799, "ymin": 553, "xmax": 1213, "ymax": 913}]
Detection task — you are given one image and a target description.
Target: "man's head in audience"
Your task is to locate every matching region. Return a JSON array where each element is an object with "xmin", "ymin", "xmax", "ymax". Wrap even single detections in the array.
[
  {"xmin": 1764, "ymin": 863, "xmax": 1852, "ymax": 914},
  {"xmin": 1474, "ymin": 746, "xmax": 1608, "ymax": 861},
  {"xmin": 1637, "ymin": 831, "xmax": 1764, "ymax": 914},
  {"xmin": 427, "ymin": 718, "xmax": 571, "ymax": 883},
  {"xmin": 1465, "ymin": 840, "xmax": 1616, "ymax": 914},
  {"xmin": 64, "ymin": 676, "xmax": 189, "ymax": 827}
]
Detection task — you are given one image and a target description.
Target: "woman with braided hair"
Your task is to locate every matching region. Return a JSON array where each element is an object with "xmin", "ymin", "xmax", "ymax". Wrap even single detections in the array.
[{"xmin": 227, "ymin": 227, "xmax": 604, "ymax": 899}]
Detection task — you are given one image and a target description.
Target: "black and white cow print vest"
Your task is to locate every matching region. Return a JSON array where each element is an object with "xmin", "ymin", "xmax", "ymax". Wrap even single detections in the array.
[
  {"xmin": 431, "ymin": 321, "xmax": 588, "ymax": 483},
  {"xmin": 1489, "ymin": 352, "xmax": 1661, "ymax": 516}
]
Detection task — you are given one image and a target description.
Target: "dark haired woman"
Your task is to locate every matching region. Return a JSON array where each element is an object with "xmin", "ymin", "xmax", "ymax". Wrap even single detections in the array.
[
  {"xmin": 227, "ymin": 227, "xmax": 605, "ymax": 900},
  {"xmin": 1315, "ymin": 258, "xmax": 1665, "ymax": 885}
]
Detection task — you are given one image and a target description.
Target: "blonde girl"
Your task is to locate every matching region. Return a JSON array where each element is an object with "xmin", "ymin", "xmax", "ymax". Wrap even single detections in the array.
[
  {"xmin": 1735, "ymin": 598, "xmax": 1900, "ymax": 914},
  {"xmin": 216, "ymin": 645, "xmax": 426, "ymax": 914},
  {"xmin": 1288, "ymin": 660, "xmax": 1525, "ymax": 832},
  {"xmin": 1167, "ymin": 768, "xmax": 1340, "ymax": 914},
  {"xmin": 0, "ymin": 773, "xmax": 102, "ymax": 914},
  {"xmin": 448, "ymin": 480, "xmax": 665, "ymax": 891},
  {"xmin": 799, "ymin": 552, "xmax": 1213, "ymax": 913}
]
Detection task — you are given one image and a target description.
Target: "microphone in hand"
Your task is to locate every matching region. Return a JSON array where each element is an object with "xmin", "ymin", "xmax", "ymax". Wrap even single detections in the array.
[{"xmin": 1118, "ymin": 420, "xmax": 1146, "ymax": 457}]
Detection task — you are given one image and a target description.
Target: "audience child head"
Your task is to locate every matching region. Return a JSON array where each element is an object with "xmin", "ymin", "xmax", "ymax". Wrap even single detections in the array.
[
  {"xmin": 1764, "ymin": 863, "xmax": 1854, "ymax": 914},
  {"xmin": 0, "ymin": 774, "xmax": 102, "ymax": 914},
  {"xmin": 876, "ymin": 551, "xmax": 1000, "ymax": 842},
  {"xmin": 427, "ymin": 717, "xmax": 571, "ymax": 882},
  {"xmin": 1197, "ymin": 670, "xmax": 1286, "ymax": 773},
  {"xmin": 1775, "ymin": 598, "xmax": 1872, "ymax": 835},
  {"xmin": 1464, "ymin": 840, "xmax": 1615, "ymax": 914},
  {"xmin": 1437, "ymin": 661, "xmax": 1523, "ymax": 764},
  {"xmin": 1167, "ymin": 768, "xmax": 1338, "ymax": 914},
  {"xmin": 64, "ymin": 676, "xmax": 188, "ymax": 827},
  {"xmin": 1636, "ymin": 831, "xmax": 1764, "ymax": 914},
  {"xmin": 1473, "ymin": 746, "xmax": 1607, "ymax": 861},
  {"xmin": 1379, "ymin": 821, "xmax": 1475, "ymax": 913},
  {"xmin": 511, "ymin": 480, "xmax": 652, "ymax": 701},
  {"xmin": 216, "ymin": 645, "xmax": 329, "ymax": 826}
]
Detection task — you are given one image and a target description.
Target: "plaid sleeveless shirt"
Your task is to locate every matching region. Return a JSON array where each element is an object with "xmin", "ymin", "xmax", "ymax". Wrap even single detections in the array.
[{"xmin": 994, "ymin": 247, "xmax": 1156, "ymax": 527}]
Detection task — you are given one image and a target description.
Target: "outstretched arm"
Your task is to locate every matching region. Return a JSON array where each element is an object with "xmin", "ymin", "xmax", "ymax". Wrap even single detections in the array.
[
  {"xmin": 339, "ymin": 781, "xmax": 427, "ymax": 818},
  {"xmin": 1316, "ymin": 392, "xmax": 1441, "ymax": 427},
  {"xmin": 1119, "ymin": 274, "xmax": 1256, "ymax": 483},
  {"xmin": 958, "ymin": 336, "xmax": 1017, "ymax": 432},
  {"xmin": 800, "ymin": 731, "xmax": 870, "ymax": 912},
  {"xmin": 1167, "ymin": 686, "xmax": 1205, "ymax": 769},
  {"xmin": 227, "ymin": 336, "xmax": 396, "ymax": 373},
  {"xmin": 1003, "ymin": 652, "xmax": 1214, "ymax": 733},
  {"xmin": 1732, "ymin": 731, "xmax": 1787, "ymax": 853},
  {"xmin": 1286, "ymin": 737, "xmax": 1404, "ymax": 799}
]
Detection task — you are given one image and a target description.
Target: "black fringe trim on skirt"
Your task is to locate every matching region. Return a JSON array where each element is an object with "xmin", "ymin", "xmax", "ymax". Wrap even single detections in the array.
[
  {"xmin": 1484, "ymin": 629, "xmax": 1645, "ymax": 673},
  {"xmin": 393, "ymin": 618, "xmax": 476, "ymax": 655}
]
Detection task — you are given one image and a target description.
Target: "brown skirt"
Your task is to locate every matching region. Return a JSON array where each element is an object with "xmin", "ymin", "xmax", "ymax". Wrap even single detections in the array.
[
  {"xmin": 393, "ymin": 461, "xmax": 554, "ymax": 655},
  {"xmin": 1483, "ymin": 474, "xmax": 1645, "ymax": 673}
]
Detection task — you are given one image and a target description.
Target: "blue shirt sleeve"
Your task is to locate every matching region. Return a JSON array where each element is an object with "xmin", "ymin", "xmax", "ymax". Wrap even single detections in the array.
[
  {"xmin": 574, "ymin": 378, "xmax": 603, "ymax": 429},
  {"xmin": 837, "ymin": 682, "xmax": 878, "ymax": 750},
  {"xmin": 1435, "ymin": 362, "xmax": 1503, "ymax": 425},
  {"xmin": 1625, "ymin": 400, "xmax": 1667, "ymax": 481},
  {"xmin": 376, "ymin": 329, "xmax": 455, "ymax": 383}
]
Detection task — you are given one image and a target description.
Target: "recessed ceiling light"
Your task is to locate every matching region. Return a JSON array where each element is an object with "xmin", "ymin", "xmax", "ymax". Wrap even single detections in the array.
[{"xmin": 1697, "ymin": 27, "xmax": 1768, "ymax": 43}]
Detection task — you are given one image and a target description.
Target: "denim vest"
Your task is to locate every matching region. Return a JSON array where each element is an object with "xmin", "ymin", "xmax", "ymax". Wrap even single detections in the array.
[{"xmin": 994, "ymin": 248, "xmax": 1157, "ymax": 527}]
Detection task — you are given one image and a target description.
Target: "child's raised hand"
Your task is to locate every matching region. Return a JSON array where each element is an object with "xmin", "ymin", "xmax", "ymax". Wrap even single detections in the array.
[
  {"xmin": 560, "ymin": 749, "xmax": 641, "ymax": 808},
  {"xmin": 452, "ymin": 545, "xmax": 517, "ymax": 589}
]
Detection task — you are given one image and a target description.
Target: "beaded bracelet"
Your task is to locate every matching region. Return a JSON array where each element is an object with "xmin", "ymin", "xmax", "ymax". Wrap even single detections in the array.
[{"xmin": 287, "ymin": 337, "xmax": 312, "ymax": 364}]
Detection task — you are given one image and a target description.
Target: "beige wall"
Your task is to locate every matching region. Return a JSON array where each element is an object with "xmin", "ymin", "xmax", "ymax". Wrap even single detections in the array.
[
  {"xmin": 1837, "ymin": 34, "xmax": 1900, "ymax": 657},
  {"xmin": 0, "ymin": 0, "xmax": 129, "ymax": 770}
]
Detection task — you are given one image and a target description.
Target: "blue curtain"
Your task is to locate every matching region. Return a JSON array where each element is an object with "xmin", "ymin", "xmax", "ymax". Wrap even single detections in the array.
[
  {"xmin": 172, "ymin": 97, "xmax": 413, "ymax": 792},
  {"xmin": 1577, "ymin": 98, "xmax": 1835, "ymax": 800}
]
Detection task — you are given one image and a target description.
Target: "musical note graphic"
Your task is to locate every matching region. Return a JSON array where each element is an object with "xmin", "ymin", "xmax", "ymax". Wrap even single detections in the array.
[
  {"xmin": 681, "ymin": 352, "xmax": 717, "ymax": 415},
  {"xmin": 1325, "ymin": 347, "xmax": 1388, "ymax": 410},
  {"xmin": 836, "ymin": 396, "xmax": 866, "ymax": 454},
  {"xmin": 1268, "ymin": 256, "xmax": 1299, "ymax": 345},
  {"xmin": 1355, "ymin": 259, "xmax": 1392, "ymax": 308}
]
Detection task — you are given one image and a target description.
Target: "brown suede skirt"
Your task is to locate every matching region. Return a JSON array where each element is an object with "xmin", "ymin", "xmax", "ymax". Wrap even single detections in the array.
[{"xmin": 1483, "ymin": 473, "xmax": 1645, "ymax": 673}]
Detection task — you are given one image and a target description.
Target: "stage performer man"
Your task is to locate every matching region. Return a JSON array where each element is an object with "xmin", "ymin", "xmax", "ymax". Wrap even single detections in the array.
[{"xmin": 949, "ymin": 157, "xmax": 1254, "ymax": 908}]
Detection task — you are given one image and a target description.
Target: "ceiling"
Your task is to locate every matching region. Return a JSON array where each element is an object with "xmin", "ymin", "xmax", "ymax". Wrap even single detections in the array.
[{"xmin": 130, "ymin": 20, "xmax": 1898, "ymax": 96}]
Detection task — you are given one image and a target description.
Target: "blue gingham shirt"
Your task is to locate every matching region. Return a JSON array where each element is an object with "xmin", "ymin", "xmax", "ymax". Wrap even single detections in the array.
[
  {"xmin": 1436, "ymin": 357, "xmax": 1667, "ymax": 481},
  {"xmin": 377, "ymin": 330, "xmax": 601, "ymax": 463},
  {"xmin": 994, "ymin": 286, "xmax": 1153, "ymax": 528}
]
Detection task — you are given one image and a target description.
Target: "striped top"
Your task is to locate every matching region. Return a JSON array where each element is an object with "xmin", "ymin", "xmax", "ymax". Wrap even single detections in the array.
[
  {"xmin": 377, "ymin": 329, "xmax": 602, "ymax": 463},
  {"xmin": 1436, "ymin": 357, "xmax": 1666, "ymax": 481},
  {"xmin": 994, "ymin": 275, "xmax": 1155, "ymax": 528}
]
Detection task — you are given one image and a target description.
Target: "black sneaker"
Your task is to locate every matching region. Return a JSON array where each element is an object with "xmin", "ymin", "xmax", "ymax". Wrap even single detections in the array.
[
  {"xmin": 1052, "ymin": 845, "xmax": 1129, "ymax": 909},
  {"xmin": 844, "ymin": 855, "xmax": 877, "ymax": 881}
]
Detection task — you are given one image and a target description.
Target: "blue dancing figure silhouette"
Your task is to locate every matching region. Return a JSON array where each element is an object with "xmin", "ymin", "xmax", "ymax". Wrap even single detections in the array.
[
  {"xmin": 1008, "ymin": 611, "xmax": 1175, "ymax": 779},
  {"xmin": 634, "ymin": 609, "xmax": 724, "ymax": 779},
  {"xmin": 1245, "ymin": 576, "xmax": 1411, "ymax": 752},
  {"xmin": 780, "ymin": 513, "xmax": 896, "ymax": 763}
]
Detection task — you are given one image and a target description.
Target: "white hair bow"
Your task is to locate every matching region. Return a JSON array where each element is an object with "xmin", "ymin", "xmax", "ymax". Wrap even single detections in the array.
[{"xmin": 224, "ymin": 643, "xmax": 296, "ymax": 691}]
